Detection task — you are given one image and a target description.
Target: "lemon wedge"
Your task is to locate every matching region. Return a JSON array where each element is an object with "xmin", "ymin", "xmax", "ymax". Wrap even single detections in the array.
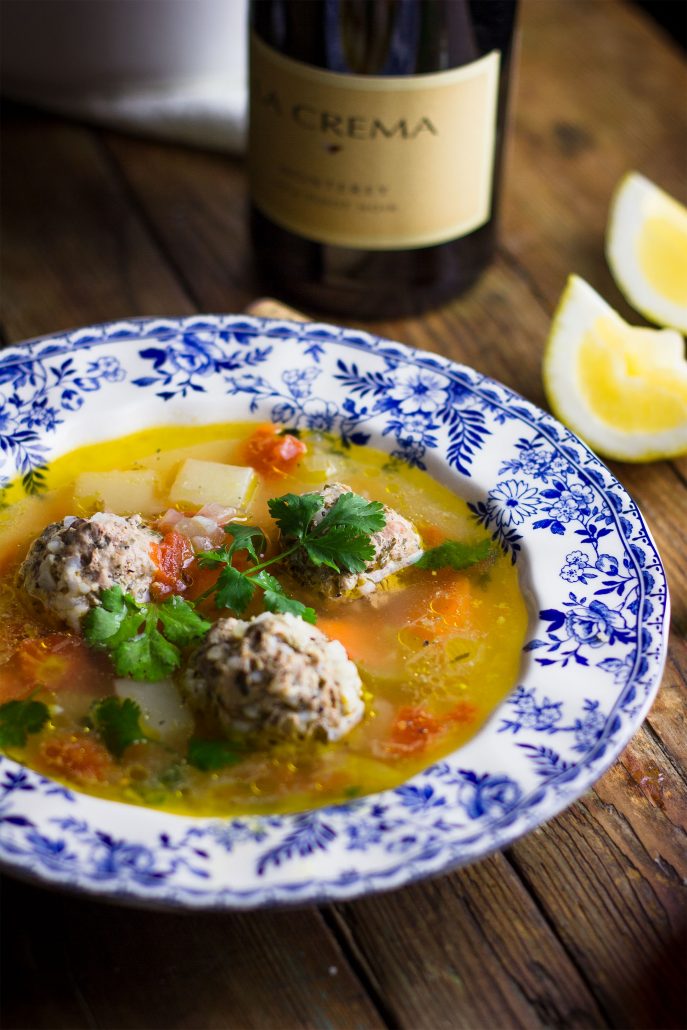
[
  {"xmin": 606, "ymin": 172, "xmax": 687, "ymax": 333},
  {"xmin": 543, "ymin": 275, "xmax": 687, "ymax": 461}
]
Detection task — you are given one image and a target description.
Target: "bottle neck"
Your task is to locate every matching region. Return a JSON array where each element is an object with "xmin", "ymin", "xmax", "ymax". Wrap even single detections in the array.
[{"xmin": 250, "ymin": 0, "xmax": 518, "ymax": 76}]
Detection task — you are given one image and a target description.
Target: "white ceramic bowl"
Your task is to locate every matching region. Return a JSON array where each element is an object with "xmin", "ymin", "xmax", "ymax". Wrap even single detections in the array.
[{"xmin": 0, "ymin": 315, "xmax": 669, "ymax": 908}]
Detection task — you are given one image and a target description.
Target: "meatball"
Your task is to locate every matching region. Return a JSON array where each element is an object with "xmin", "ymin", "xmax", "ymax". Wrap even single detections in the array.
[
  {"xmin": 183, "ymin": 611, "xmax": 365, "ymax": 743},
  {"xmin": 18, "ymin": 512, "xmax": 160, "ymax": 631},
  {"xmin": 282, "ymin": 482, "xmax": 423, "ymax": 599}
]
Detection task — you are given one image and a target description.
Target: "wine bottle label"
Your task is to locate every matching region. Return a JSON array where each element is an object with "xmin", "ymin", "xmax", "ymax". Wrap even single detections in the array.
[{"xmin": 249, "ymin": 33, "xmax": 501, "ymax": 250}]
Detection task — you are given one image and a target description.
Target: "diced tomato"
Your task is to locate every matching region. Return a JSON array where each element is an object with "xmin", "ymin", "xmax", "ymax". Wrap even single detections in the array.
[
  {"xmin": 38, "ymin": 733, "xmax": 113, "ymax": 784},
  {"xmin": 384, "ymin": 699, "xmax": 476, "ymax": 758},
  {"xmin": 0, "ymin": 634, "xmax": 112, "ymax": 702},
  {"xmin": 150, "ymin": 530, "xmax": 194, "ymax": 600},
  {"xmin": 243, "ymin": 423, "xmax": 307, "ymax": 476},
  {"xmin": 387, "ymin": 705, "xmax": 441, "ymax": 756}
]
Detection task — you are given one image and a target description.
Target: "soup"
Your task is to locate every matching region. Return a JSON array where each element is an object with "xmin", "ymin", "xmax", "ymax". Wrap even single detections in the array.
[{"xmin": 0, "ymin": 423, "xmax": 528, "ymax": 816}]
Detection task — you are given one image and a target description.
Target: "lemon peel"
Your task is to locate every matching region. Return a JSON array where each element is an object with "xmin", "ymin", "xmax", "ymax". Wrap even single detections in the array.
[
  {"xmin": 606, "ymin": 171, "xmax": 687, "ymax": 333},
  {"xmin": 543, "ymin": 275, "xmax": 687, "ymax": 462}
]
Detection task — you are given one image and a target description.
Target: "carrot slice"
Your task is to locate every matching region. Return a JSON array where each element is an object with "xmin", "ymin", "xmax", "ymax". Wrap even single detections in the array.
[
  {"xmin": 404, "ymin": 574, "xmax": 472, "ymax": 642},
  {"xmin": 430, "ymin": 575, "xmax": 472, "ymax": 624},
  {"xmin": 316, "ymin": 617, "xmax": 383, "ymax": 666},
  {"xmin": 419, "ymin": 524, "xmax": 447, "ymax": 548}
]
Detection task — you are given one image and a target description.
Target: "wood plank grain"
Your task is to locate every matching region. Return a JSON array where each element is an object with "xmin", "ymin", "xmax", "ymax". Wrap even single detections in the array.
[
  {"xmin": 508, "ymin": 798, "xmax": 687, "ymax": 1030},
  {"xmin": 502, "ymin": 0, "xmax": 687, "ymax": 321},
  {"xmin": 604, "ymin": 727, "xmax": 687, "ymax": 884},
  {"xmin": 329, "ymin": 853, "xmax": 607, "ymax": 1029},
  {"xmin": 499, "ymin": 0, "xmax": 687, "ymax": 529},
  {"xmin": 1, "ymin": 876, "xmax": 384, "ymax": 1030},
  {"xmin": 101, "ymin": 134, "xmax": 260, "ymax": 316},
  {"xmin": 0, "ymin": 107, "xmax": 195, "ymax": 342}
]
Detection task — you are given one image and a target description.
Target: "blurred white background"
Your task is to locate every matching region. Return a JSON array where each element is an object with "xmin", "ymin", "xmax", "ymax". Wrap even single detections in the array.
[{"xmin": 1, "ymin": 0, "xmax": 249, "ymax": 151}]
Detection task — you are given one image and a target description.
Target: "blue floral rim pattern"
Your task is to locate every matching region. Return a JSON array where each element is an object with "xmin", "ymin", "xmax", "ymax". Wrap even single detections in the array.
[{"xmin": 0, "ymin": 315, "xmax": 669, "ymax": 909}]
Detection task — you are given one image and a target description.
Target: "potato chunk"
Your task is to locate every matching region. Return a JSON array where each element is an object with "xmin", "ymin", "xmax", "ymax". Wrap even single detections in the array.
[
  {"xmin": 169, "ymin": 458, "xmax": 256, "ymax": 509},
  {"xmin": 74, "ymin": 469, "xmax": 161, "ymax": 516},
  {"xmin": 114, "ymin": 678, "xmax": 194, "ymax": 748},
  {"xmin": 136, "ymin": 438, "xmax": 244, "ymax": 487}
]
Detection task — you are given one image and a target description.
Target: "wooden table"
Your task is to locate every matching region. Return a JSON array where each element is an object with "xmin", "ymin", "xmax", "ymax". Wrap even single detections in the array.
[{"xmin": 1, "ymin": 2, "xmax": 685, "ymax": 1027}]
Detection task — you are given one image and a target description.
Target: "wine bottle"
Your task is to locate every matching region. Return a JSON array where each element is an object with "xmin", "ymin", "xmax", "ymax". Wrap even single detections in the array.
[{"xmin": 248, "ymin": 0, "xmax": 518, "ymax": 319}]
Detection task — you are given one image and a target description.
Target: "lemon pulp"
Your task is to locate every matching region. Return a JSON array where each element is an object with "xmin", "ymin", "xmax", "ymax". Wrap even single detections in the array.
[
  {"xmin": 544, "ymin": 274, "xmax": 687, "ymax": 461},
  {"xmin": 606, "ymin": 172, "xmax": 687, "ymax": 332},
  {"xmin": 579, "ymin": 316, "xmax": 687, "ymax": 433},
  {"xmin": 638, "ymin": 214, "xmax": 687, "ymax": 307}
]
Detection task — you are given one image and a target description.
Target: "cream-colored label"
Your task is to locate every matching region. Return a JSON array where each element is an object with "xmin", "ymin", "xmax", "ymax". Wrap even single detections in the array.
[{"xmin": 249, "ymin": 33, "xmax": 500, "ymax": 250}]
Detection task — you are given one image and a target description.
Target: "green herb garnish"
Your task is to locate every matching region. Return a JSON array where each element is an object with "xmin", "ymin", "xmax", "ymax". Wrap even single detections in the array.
[
  {"xmin": 187, "ymin": 738, "xmax": 243, "ymax": 771},
  {"xmin": 197, "ymin": 489, "xmax": 386, "ymax": 623},
  {"xmin": 83, "ymin": 586, "xmax": 210, "ymax": 682},
  {"xmin": 416, "ymin": 538, "xmax": 496, "ymax": 571},
  {"xmin": 89, "ymin": 696, "xmax": 149, "ymax": 757},
  {"xmin": 0, "ymin": 698, "xmax": 49, "ymax": 748},
  {"xmin": 271, "ymin": 491, "xmax": 386, "ymax": 573}
]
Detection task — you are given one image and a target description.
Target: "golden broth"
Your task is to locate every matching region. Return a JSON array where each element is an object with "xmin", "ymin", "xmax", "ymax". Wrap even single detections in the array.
[{"xmin": 0, "ymin": 423, "xmax": 528, "ymax": 816}]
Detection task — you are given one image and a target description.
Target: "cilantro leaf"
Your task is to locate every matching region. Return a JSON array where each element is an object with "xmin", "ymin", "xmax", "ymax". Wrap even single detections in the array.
[
  {"xmin": 195, "ymin": 490, "xmax": 386, "ymax": 625},
  {"xmin": 272, "ymin": 490, "xmax": 384, "ymax": 573},
  {"xmin": 187, "ymin": 738, "xmax": 242, "ymax": 771},
  {"xmin": 416, "ymin": 538, "xmax": 496, "ymax": 571},
  {"xmin": 196, "ymin": 546, "xmax": 233, "ymax": 569},
  {"xmin": 268, "ymin": 492, "xmax": 324, "ymax": 540},
  {"xmin": 112, "ymin": 626, "xmax": 181, "ymax": 682},
  {"xmin": 251, "ymin": 570, "xmax": 317, "ymax": 624},
  {"xmin": 314, "ymin": 493, "xmax": 386, "ymax": 537},
  {"xmin": 90, "ymin": 697, "xmax": 149, "ymax": 757},
  {"xmin": 263, "ymin": 590, "xmax": 317, "ymax": 624},
  {"xmin": 224, "ymin": 523, "xmax": 267, "ymax": 563},
  {"xmin": 304, "ymin": 526, "xmax": 376, "ymax": 573},
  {"xmin": 106, "ymin": 612, "xmax": 148, "ymax": 650},
  {"xmin": 251, "ymin": 570, "xmax": 283, "ymax": 593},
  {"xmin": 83, "ymin": 585, "xmax": 146, "ymax": 650},
  {"xmin": 82, "ymin": 604, "xmax": 126, "ymax": 645},
  {"xmin": 0, "ymin": 698, "xmax": 50, "ymax": 748},
  {"xmin": 84, "ymin": 590, "xmax": 210, "ymax": 682},
  {"xmin": 82, "ymin": 584, "xmax": 133, "ymax": 644},
  {"xmin": 215, "ymin": 565, "xmax": 256, "ymax": 614},
  {"xmin": 157, "ymin": 594, "xmax": 211, "ymax": 646}
]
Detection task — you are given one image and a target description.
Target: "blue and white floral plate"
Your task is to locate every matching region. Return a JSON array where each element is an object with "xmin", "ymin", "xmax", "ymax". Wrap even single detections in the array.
[{"xmin": 0, "ymin": 315, "xmax": 669, "ymax": 909}]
